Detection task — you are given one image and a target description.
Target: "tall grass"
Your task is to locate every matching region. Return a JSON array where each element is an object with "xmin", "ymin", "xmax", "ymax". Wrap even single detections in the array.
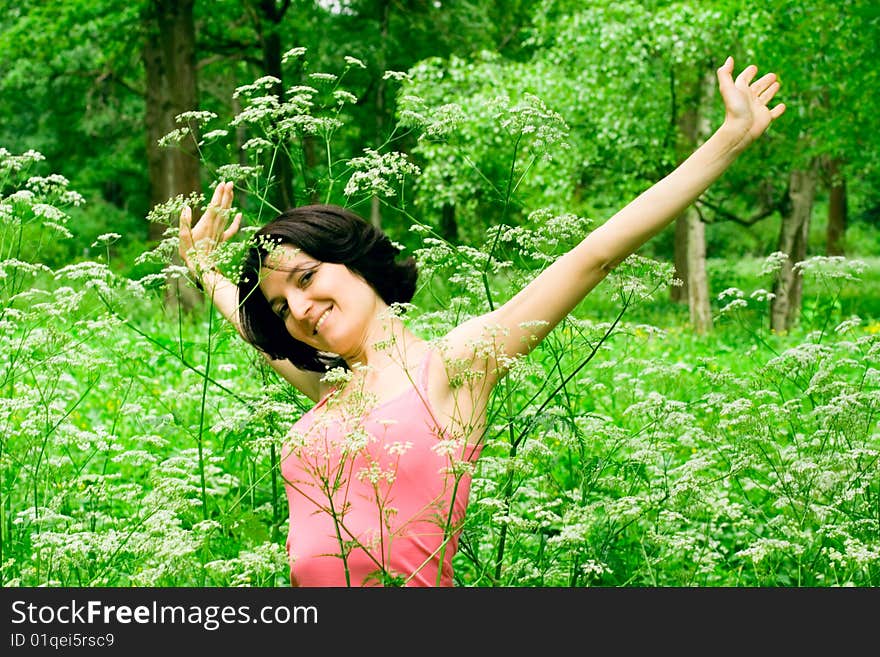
[{"xmin": 2, "ymin": 52, "xmax": 877, "ymax": 587}]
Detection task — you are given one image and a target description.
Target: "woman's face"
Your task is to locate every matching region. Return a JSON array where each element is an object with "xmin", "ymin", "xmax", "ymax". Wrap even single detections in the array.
[{"xmin": 258, "ymin": 244, "xmax": 383, "ymax": 357}]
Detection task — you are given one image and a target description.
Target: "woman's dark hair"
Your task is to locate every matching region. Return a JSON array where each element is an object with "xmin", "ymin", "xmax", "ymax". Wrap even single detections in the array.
[{"xmin": 237, "ymin": 204, "xmax": 418, "ymax": 373}]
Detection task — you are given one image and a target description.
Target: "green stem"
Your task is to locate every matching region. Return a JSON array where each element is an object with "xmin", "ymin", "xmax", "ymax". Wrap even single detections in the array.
[
  {"xmin": 195, "ymin": 289, "xmax": 215, "ymax": 523},
  {"xmin": 95, "ymin": 290, "xmax": 249, "ymax": 405}
]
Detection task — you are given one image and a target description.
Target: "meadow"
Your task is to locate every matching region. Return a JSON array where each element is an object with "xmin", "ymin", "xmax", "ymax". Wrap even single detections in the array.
[{"xmin": 3, "ymin": 150, "xmax": 877, "ymax": 586}]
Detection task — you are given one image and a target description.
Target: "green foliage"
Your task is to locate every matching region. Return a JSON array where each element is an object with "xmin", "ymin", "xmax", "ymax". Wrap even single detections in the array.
[
  {"xmin": 3, "ymin": 0, "xmax": 880, "ymax": 588},
  {"xmin": 5, "ymin": 120, "xmax": 878, "ymax": 587},
  {"xmin": 0, "ymin": 0, "xmax": 150, "ymax": 258}
]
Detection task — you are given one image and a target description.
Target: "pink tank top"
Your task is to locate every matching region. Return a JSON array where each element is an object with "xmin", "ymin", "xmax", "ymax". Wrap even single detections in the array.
[{"xmin": 281, "ymin": 349, "xmax": 481, "ymax": 586}]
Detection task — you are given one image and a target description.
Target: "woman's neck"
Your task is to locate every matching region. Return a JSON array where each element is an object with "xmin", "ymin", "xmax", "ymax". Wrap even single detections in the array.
[{"xmin": 343, "ymin": 315, "xmax": 424, "ymax": 376}]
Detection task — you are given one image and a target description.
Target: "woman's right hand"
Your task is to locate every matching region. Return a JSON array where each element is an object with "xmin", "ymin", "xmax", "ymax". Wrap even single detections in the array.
[
  {"xmin": 179, "ymin": 180, "xmax": 242, "ymax": 277},
  {"xmin": 716, "ymin": 56, "xmax": 786, "ymax": 152}
]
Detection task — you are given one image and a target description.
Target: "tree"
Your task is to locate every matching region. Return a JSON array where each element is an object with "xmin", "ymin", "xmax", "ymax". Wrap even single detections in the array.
[
  {"xmin": 143, "ymin": 0, "xmax": 200, "ymax": 242},
  {"xmin": 825, "ymin": 156, "xmax": 846, "ymax": 256},
  {"xmin": 675, "ymin": 70, "xmax": 715, "ymax": 334},
  {"xmin": 0, "ymin": 0, "xmax": 150, "ymax": 257},
  {"xmin": 771, "ymin": 162, "xmax": 819, "ymax": 331},
  {"xmin": 407, "ymin": 1, "xmax": 774, "ymax": 332},
  {"xmin": 740, "ymin": 0, "xmax": 880, "ymax": 331}
]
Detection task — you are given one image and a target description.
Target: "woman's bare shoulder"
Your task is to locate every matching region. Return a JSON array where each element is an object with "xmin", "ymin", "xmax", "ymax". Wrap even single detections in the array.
[{"xmin": 425, "ymin": 314, "xmax": 504, "ymax": 400}]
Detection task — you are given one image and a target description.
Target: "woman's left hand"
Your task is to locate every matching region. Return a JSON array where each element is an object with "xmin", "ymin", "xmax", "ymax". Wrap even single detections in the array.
[
  {"xmin": 716, "ymin": 56, "xmax": 786, "ymax": 149},
  {"xmin": 179, "ymin": 180, "xmax": 242, "ymax": 277}
]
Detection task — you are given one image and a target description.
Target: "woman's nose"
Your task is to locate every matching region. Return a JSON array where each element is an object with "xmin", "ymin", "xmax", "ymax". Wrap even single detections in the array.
[{"xmin": 286, "ymin": 290, "xmax": 312, "ymax": 322}]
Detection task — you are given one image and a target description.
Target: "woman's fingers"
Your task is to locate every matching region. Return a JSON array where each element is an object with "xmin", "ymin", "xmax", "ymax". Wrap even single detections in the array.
[
  {"xmin": 716, "ymin": 56, "xmax": 741, "ymax": 107},
  {"xmin": 213, "ymin": 182, "xmax": 236, "ymax": 240},
  {"xmin": 752, "ymin": 72, "xmax": 777, "ymax": 98},
  {"xmin": 758, "ymin": 80, "xmax": 780, "ymax": 104},
  {"xmin": 716, "ymin": 56, "xmax": 733, "ymax": 87},
  {"xmin": 222, "ymin": 212, "xmax": 242, "ymax": 242},
  {"xmin": 208, "ymin": 180, "xmax": 233, "ymax": 212},
  {"xmin": 179, "ymin": 206, "xmax": 194, "ymax": 247},
  {"xmin": 180, "ymin": 205, "xmax": 192, "ymax": 232},
  {"xmin": 209, "ymin": 180, "xmax": 224, "ymax": 208},
  {"xmin": 179, "ymin": 206, "xmax": 195, "ymax": 264},
  {"xmin": 221, "ymin": 181, "xmax": 234, "ymax": 208},
  {"xmin": 206, "ymin": 181, "xmax": 235, "ymax": 222},
  {"xmin": 178, "ymin": 182, "xmax": 240, "ymax": 276},
  {"xmin": 182, "ymin": 181, "xmax": 238, "ymax": 256},
  {"xmin": 735, "ymin": 63, "xmax": 758, "ymax": 88},
  {"xmin": 769, "ymin": 102, "xmax": 786, "ymax": 119}
]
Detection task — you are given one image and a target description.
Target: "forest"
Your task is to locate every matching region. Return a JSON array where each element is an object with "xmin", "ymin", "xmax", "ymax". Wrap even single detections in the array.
[{"xmin": 2, "ymin": 0, "xmax": 879, "ymax": 587}]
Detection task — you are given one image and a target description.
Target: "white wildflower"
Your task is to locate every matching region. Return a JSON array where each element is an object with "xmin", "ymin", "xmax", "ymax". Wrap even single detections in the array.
[
  {"xmin": 760, "ymin": 251, "xmax": 789, "ymax": 276},
  {"xmin": 384, "ymin": 440, "xmax": 413, "ymax": 456},
  {"xmin": 175, "ymin": 110, "xmax": 217, "ymax": 126},
  {"xmin": 92, "ymin": 232, "xmax": 121, "ymax": 247},
  {"xmin": 344, "ymin": 149, "xmax": 421, "ymax": 198},
  {"xmin": 233, "ymin": 76, "xmax": 282, "ymax": 99},
  {"xmin": 199, "ymin": 129, "xmax": 229, "ymax": 143},
  {"xmin": 750, "ymin": 288, "xmax": 775, "ymax": 302},
  {"xmin": 343, "ymin": 55, "xmax": 366, "ymax": 69},
  {"xmin": 282, "ymin": 47, "xmax": 307, "ymax": 63},
  {"xmin": 717, "ymin": 287, "xmax": 744, "ymax": 300},
  {"xmin": 332, "ymin": 90, "xmax": 358, "ymax": 106}
]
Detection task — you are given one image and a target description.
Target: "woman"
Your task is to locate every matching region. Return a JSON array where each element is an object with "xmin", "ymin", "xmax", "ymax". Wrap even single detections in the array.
[{"xmin": 179, "ymin": 57, "xmax": 785, "ymax": 586}]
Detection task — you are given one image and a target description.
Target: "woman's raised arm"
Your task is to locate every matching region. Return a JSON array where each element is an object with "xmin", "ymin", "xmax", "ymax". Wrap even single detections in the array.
[
  {"xmin": 179, "ymin": 181, "xmax": 324, "ymax": 402},
  {"xmin": 445, "ymin": 57, "xmax": 786, "ymax": 384}
]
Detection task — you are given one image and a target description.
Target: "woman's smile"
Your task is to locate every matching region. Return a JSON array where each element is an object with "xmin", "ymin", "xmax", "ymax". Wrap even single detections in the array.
[{"xmin": 313, "ymin": 306, "xmax": 331, "ymax": 335}]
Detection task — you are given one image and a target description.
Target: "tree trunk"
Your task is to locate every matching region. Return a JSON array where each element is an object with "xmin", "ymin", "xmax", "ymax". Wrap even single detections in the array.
[
  {"xmin": 440, "ymin": 202, "xmax": 458, "ymax": 244},
  {"xmin": 771, "ymin": 164, "xmax": 818, "ymax": 332},
  {"xmin": 369, "ymin": 0, "xmax": 392, "ymax": 230},
  {"xmin": 370, "ymin": 195, "xmax": 382, "ymax": 230},
  {"xmin": 671, "ymin": 216, "xmax": 688, "ymax": 303},
  {"xmin": 247, "ymin": 0, "xmax": 295, "ymax": 210},
  {"xmin": 826, "ymin": 157, "xmax": 846, "ymax": 256},
  {"xmin": 144, "ymin": 0, "xmax": 200, "ymax": 240},
  {"xmin": 685, "ymin": 207, "xmax": 712, "ymax": 333},
  {"xmin": 671, "ymin": 69, "xmax": 713, "ymax": 331},
  {"xmin": 143, "ymin": 0, "xmax": 201, "ymax": 310}
]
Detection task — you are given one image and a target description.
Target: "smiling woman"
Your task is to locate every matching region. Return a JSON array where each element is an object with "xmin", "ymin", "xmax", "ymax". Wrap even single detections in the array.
[
  {"xmin": 236, "ymin": 205, "xmax": 418, "ymax": 375},
  {"xmin": 178, "ymin": 56, "xmax": 785, "ymax": 587}
]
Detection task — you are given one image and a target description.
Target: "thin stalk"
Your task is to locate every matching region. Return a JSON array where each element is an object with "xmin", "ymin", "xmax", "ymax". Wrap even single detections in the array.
[
  {"xmin": 490, "ymin": 133, "xmax": 526, "ymax": 582},
  {"xmin": 268, "ymin": 443, "xmax": 280, "ymax": 543},
  {"xmin": 480, "ymin": 134, "xmax": 523, "ymax": 312},
  {"xmin": 816, "ymin": 286, "xmax": 843, "ymax": 344},
  {"xmin": 195, "ymin": 292, "xmax": 215, "ymax": 523},
  {"xmin": 515, "ymin": 299, "xmax": 630, "ymax": 449},
  {"xmin": 493, "ymin": 295, "xmax": 630, "ymax": 578},
  {"xmin": 493, "ymin": 409, "xmax": 518, "ymax": 582},
  {"xmin": 31, "ymin": 375, "xmax": 98, "ymax": 521},
  {"xmin": 95, "ymin": 290, "xmax": 249, "ymax": 405},
  {"xmin": 323, "ymin": 135, "xmax": 333, "ymax": 203}
]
